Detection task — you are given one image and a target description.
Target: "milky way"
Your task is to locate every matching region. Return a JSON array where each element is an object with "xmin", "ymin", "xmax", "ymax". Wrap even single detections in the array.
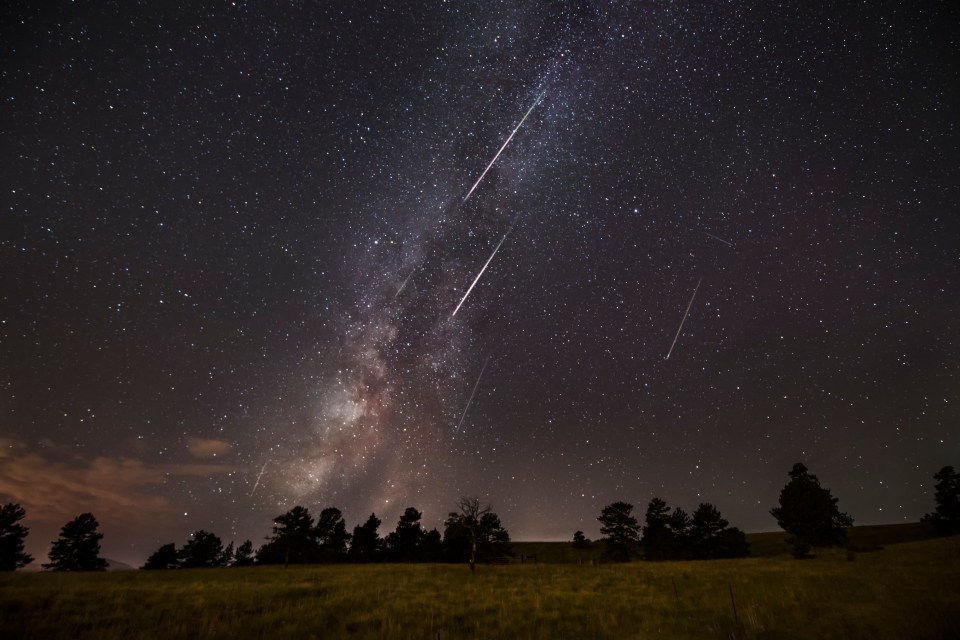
[{"xmin": 2, "ymin": 2, "xmax": 958, "ymax": 565}]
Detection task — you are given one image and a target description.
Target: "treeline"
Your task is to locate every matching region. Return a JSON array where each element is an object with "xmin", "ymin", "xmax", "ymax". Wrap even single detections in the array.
[
  {"xmin": 154, "ymin": 497, "xmax": 512, "ymax": 570},
  {"xmin": 1, "ymin": 463, "xmax": 958, "ymax": 571},
  {"xmin": 143, "ymin": 500, "xmax": 512, "ymax": 570},
  {"xmin": 0, "ymin": 497, "xmax": 512, "ymax": 572},
  {"xmin": 587, "ymin": 499, "xmax": 751, "ymax": 562}
]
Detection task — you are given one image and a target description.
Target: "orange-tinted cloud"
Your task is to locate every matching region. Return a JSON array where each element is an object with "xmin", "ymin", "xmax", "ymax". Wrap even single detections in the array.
[
  {"xmin": 0, "ymin": 440, "xmax": 232, "ymax": 551},
  {"xmin": 186, "ymin": 437, "xmax": 233, "ymax": 458}
]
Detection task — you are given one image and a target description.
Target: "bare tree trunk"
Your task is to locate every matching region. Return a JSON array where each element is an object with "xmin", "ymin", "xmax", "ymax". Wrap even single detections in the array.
[
  {"xmin": 469, "ymin": 535, "xmax": 476, "ymax": 572},
  {"xmin": 456, "ymin": 496, "xmax": 489, "ymax": 572}
]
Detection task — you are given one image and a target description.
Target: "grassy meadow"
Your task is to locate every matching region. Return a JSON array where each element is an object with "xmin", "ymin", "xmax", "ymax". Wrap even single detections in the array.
[{"xmin": 2, "ymin": 532, "xmax": 958, "ymax": 640}]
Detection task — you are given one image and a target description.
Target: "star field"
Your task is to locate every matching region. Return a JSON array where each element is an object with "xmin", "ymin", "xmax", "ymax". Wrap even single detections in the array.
[{"xmin": 2, "ymin": 1, "xmax": 958, "ymax": 566}]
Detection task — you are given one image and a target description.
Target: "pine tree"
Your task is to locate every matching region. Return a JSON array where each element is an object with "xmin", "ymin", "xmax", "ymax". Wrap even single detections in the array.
[
  {"xmin": 179, "ymin": 530, "xmax": 225, "ymax": 568},
  {"xmin": 44, "ymin": 513, "xmax": 108, "ymax": 571},
  {"xmin": 477, "ymin": 511, "xmax": 512, "ymax": 562},
  {"xmin": 315, "ymin": 507, "xmax": 351, "ymax": 561},
  {"xmin": 771, "ymin": 462, "xmax": 853, "ymax": 557},
  {"xmin": 349, "ymin": 513, "xmax": 382, "ymax": 562},
  {"xmin": 385, "ymin": 507, "xmax": 427, "ymax": 562},
  {"xmin": 689, "ymin": 503, "xmax": 731, "ymax": 559},
  {"xmin": 689, "ymin": 503, "xmax": 728, "ymax": 558},
  {"xmin": 220, "ymin": 541, "xmax": 234, "ymax": 567},
  {"xmin": 257, "ymin": 506, "xmax": 319, "ymax": 565},
  {"xmin": 598, "ymin": 501, "xmax": 640, "ymax": 562},
  {"xmin": 572, "ymin": 530, "xmax": 591, "ymax": 549},
  {"xmin": 667, "ymin": 507, "xmax": 692, "ymax": 559},
  {"xmin": 142, "ymin": 542, "xmax": 179, "ymax": 569},
  {"xmin": 233, "ymin": 540, "xmax": 255, "ymax": 566},
  {"xmin": 923, "ymin": 466, "xmax": 960, "ymax": 535},
  {"xmin": 0, "ymin": 503, "xmax": 33, "ymax": 571},
  {"xmin": 423, "ymin": 528, "xmax": 444, "ymax": 562},
  {"xmin": 641, "ymin": 498, "xmax": 673, "ymax": 561}
]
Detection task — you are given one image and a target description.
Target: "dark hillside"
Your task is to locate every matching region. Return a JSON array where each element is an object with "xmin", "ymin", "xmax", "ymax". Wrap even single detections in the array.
[{"xmin": 512, "ymin": 522, "xmax": 938, "ymax": 562}]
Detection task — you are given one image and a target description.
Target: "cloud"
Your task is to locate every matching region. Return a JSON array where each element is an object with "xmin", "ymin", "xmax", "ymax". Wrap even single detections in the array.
[
  {"xmin": 0, "ymin": 438, "xmax": 233, "ymax": 558},
  {"xmin": 2, "ymin": 453, "xmax": 163, "ymax": 523},
  {"xmin": 186, "ymin": 437, "xmax": 233, "ymax": 458},
  {"xmin": 0, "ymin": 436, "xmax": 18, "ymax": 452}
]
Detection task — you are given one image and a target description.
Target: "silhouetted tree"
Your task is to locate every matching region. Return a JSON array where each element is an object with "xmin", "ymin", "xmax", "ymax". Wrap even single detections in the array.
[
  {"xmin": 349, "ymin": 513, "xmax": 382, "ymax": 562},
  {"xmin": 688, "ymin": 503, "xmax": 748, "ymax": 558},
  {"xmin": 667, "ymin": 507, "xmax": 692, "ymax": 559},
  {"xmin": 771, "ymin": 462, "xmax": 853, "ymax": 557},
  {"xmin": 179, "ymin": 530, "xmax": 225, "ymax": 568},
  {"xmin": 449, "ymin": 498, "xmax": 488, "ymax": 571},
  {"xmin": 233, "ymin": 540, "xmax": 254, "ymax": 566},
  {"xmin": 315, "ymin": 507, "xmax": 351, "ymax": 561},
  {"xmin": 0, "ymin": 503, "xmax": 33, "ymax": 571},
  {"xmin": 443, "ymin": 513, "xmax": 470, "ymax": 562},
  {"xmin": 142, "ymin": 542, "xmax": 179, "ymax": 569},
  {"xmin": 44, "ymin": 513, "xmax": 108, "ymax": 571},
  {"xmin": 572, "ymin": 530, "xmax": 591, "ymax": 549},
  {"xmin": 423, "ymin": 528, "xmax": 444, "ymax": 562},
  {"xmin": 478, "ymin": 511, "xmax": 512, "ymax": 562},
  {"xmin": 258, "ymin": 506, "xmax": 319, "ymax": 565},
  {"xmin": 689, "ymin": 503, "xmax": 727, "ymax": 558},
  {"xmin": 444, "ymin": 499, "xmax": 511, "ymax": 568},
  {"xmin": 716, "ymin": 526, "xmax": 750, "ymax": 558},
  {"xmin": 923, "ymin": 465, "xmax": 960, "ymax": 535},
  {"xmin": 641, "ymin": 498, "xmax": 673, "ymax": 561},
  {"xmin": 598, "ymin": 501, "xmax": 640, "ymax": 561},
  {"xmin": 220, "ymin": 541, "xmax": 234, "ymax": 566},
  {"xmin": 385, "ymin": 507, "xmax": 427, "ymax": 562}
]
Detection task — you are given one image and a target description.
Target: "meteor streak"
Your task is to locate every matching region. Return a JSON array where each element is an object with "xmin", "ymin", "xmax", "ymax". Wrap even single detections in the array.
[
  {"xmin": 394, "ymin": 267, "xmax": 415, "ymax": 300},
  {"xmin": 665, "ymin": 277, "xmax": 702, "ymax": 360},
  {"xmin": 463, "ymin": 91, "xmax": 545, "ymax": 203},
  {"xmin": 455, "ymin": 357, "xmax": 490, "ymax": 432},
  {"xmin": 250, "ymin": 460, "xmax": 269, "ymax": 496},
  {"xmin": 451, "ymin": 217, "xmax": 517, "ymax": 317},
  {"xmin": 702, "ymin": 230, "xmax": 734, "ymax": 247}
]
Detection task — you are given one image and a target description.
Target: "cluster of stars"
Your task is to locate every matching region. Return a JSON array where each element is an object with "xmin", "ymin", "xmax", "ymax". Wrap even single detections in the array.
[{"xmin": 1, "ymin": 2, "xmax": 957, "ymax": 565}]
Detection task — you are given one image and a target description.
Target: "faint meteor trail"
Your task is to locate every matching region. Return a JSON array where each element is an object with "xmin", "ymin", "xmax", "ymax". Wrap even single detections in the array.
[
  {"xmin": 702, "ymin": 230, "xmax": 734, "ymax": 247},
  {"xmin": 462, "ymin": 91, "xmax": 545, "ymax": 203},
  {"xmin": 394, "ymin": 267, "xmax": 415, "ymax": 300},
  {"xmin": 665, "ymin": 277, "xmax": 702, "ymax": 360},
  {"xmin": 455, "ymin": 357, "xmax": 490, "ymax": 432},
  {"xmin": 250, "ymin": 460, "xmax": 269, "ymax": 496},
  {"xmin": 451, "ymin": 217, "xmax": 517, "ymax": 317}
]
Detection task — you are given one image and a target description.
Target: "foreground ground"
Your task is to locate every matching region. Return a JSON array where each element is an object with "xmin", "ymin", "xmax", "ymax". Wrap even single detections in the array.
[{"xmin": 2, "ymin": 535, "xmax": 958, "ymax": 639}]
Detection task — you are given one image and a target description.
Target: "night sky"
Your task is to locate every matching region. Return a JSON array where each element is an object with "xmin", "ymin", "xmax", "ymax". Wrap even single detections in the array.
[{"xmin": 2, "ymin": 2, "xmax": 958, "ymax": 567}]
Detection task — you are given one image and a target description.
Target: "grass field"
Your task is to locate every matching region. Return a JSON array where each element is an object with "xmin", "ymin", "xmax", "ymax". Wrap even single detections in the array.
[{"xmin": 2, "ymin": 533, "xmax": 958, "ymax": 639}]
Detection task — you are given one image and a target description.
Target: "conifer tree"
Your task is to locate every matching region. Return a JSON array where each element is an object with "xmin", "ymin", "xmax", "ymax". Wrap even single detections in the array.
[
  {"xmin": 0, "ymin": 503, "xmax": 33, "ymax": 571},
  {"xmin": 44, "ymin": 513, "xmax": 108, "ymax": 571},
  {"xmin": 641, "ymin": 498, "xmax": 673, "ymax": 561},
  {"xmin": 142, "ymin": 542, "xmax": 179, "ymax": 569},
  {"xmin": 923, "ymin": 465, "xmax": 960, "ymax": 535},
  {"xmin": 598, "ymin": 501, "xmax": 640, "ymax": 562},
  {"xmin": 771, "ymin": 463, "xmax": 853, "ymax": 557}
]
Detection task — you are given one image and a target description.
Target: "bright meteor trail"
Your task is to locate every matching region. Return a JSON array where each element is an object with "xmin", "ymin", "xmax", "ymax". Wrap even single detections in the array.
[
  {"xmin": 665, "ymin": 277, "xmax": 702, "ymax": 360},
  {"xmin": 451, "ymin": 217, "xmax": 517, "ymax": 317},
  {"xmin": 249, "ymin": 460, "xmax": 269, "ymax": 496},
  {"xmin": 462, "ymin": 91, "xmax": 545, "ymax": 203},
  {"xmin": 455, "ymin": 356, "xmax": 490, "ymax": 432}
]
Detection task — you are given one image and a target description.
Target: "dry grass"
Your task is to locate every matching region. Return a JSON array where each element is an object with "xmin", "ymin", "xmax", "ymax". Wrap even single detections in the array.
[{"xmin": 2, "ymin": 536, "xmax": 958, "ymax": 639}]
